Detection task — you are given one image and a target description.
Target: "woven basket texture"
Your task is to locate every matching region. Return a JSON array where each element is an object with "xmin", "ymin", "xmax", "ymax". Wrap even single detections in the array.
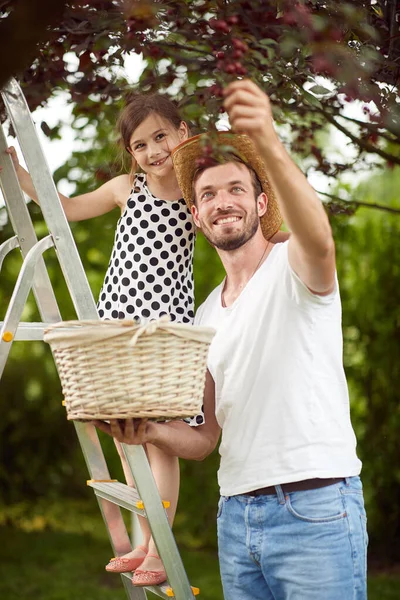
[{"xmin": 43, "ymin": 318, "xmax": 215, "ymax": 421}]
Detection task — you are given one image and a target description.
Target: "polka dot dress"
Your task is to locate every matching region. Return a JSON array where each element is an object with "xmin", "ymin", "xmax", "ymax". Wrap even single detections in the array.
[
  {"xmin": 97, "ymin": 174, "xmax": 195, "ymax": 323},
  {"xmin": 97, "ymin": 173, "xmax": 204, "ymax": 426}
]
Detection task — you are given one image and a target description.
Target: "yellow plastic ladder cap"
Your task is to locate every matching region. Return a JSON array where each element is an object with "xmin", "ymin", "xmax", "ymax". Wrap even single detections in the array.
[
  {"xmin": 135, "ymin": 500, "xmax": 170, "ymax": 509},
  {"xmin": 86, "ymin": 479, "xmax": 118, "ymax": 485},
  {"xmin": 166, "ymin": 586, "xmax": 200, "ymax": 597}
]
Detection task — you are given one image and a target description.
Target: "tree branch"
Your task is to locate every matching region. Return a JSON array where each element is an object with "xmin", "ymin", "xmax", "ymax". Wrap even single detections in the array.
[
  {"xmin": 317, "ymin": 190, "xmax": 400, "ymax": 215},
  {"xmin": 328, "ymin": 111, "xmax": 400, "ymax": 145},
  {"xmin": 0, "ymin": 0, "xmax": 69, "ymax": 89},
  {"xmin": 320, "ymin": 109, "xmax": 400, "ymax": 165}
]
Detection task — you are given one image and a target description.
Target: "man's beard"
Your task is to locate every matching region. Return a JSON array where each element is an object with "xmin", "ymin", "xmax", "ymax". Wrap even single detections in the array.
[{"xmin": 201, "ymin": 208, "xmax": 260, "ymax": 251}]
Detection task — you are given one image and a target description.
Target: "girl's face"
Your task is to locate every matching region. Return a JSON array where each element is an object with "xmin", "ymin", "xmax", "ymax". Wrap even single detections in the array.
[{"xmin": 128, "ymin": 113, "xmax": 188, "ymax": 177}]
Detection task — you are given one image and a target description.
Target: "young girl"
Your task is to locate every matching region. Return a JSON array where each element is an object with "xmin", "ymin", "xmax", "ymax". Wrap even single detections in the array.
[{"xmin": 3, "ymin": 93, "xmax": 201, "ymax": 586}]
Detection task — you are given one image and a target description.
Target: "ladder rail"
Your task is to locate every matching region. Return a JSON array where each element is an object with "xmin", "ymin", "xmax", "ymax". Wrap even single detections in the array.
[
  {"xmin": 0, "ymin": 235, "xmax": 19, "ymax": 270},
  {"xmin": 1, "ymin": 79, "xmax": 98, "ymax": 320},
  {"xmin": 0, "ymin": 123, "xmax": 60, "ymax": 322},
  {"xmin": 0, "ymin": 235, "xmax": 54, "ymax": 376},
  {"xmin": 123, "ymin": 445, "xmax": 196, "ymax": 599}
]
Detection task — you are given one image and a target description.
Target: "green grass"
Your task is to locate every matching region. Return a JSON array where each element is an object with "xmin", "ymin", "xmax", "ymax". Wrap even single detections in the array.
[
  {"xmin": 0, "ymin": 526, "xmax": 222, "ymax": 600},
  {"xmin": 0, "ymin": 526, "xmax": 399, "ymax": 600}
]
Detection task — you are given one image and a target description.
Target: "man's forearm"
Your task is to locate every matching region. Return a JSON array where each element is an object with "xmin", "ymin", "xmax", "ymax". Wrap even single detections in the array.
[
  {"xmin": 149, "ymin": 420, "xmax": 219, "ymax": 461},
  {"xmin": 258, "ymin": 137, "xmax": 333, "ymax": 257}
]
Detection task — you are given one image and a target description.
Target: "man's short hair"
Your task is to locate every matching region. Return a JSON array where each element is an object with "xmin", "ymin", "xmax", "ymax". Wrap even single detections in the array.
[{"xmin": 191, "ymin": 153, "xmax": 263, "ymax": 205}]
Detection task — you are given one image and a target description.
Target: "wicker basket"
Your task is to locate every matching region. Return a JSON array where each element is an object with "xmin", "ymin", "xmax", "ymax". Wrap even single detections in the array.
[{"xmin": 43, "ymin": 317, "xmax": 215, "ymax": 421}]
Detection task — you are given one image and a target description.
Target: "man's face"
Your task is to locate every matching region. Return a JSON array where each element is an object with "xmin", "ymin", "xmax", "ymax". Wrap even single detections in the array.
[{"xmin": 192, "ymin": 162, "xmax": 267, "ymax": 251}]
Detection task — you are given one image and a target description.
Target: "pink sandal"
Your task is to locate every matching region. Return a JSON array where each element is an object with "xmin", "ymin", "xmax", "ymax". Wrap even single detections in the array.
[
  {"xmin": 105, "ymin": 545, "xmax": 148, "ymax": 573},
  {"xmin": 131, "ymin": 553, "xmax": 167, "ymax": 586}
]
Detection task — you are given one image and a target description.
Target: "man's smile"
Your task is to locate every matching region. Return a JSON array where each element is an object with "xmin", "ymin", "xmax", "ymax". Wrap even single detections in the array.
[{"xmin": 214, "ymin": 215, "xmax": 242, "ymax": 226}]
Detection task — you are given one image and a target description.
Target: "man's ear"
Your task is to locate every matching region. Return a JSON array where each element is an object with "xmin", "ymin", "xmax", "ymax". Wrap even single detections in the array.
[
  {"xmin": 191, "ymin": 203, "xmax": 200, "ymax": 228},
  {"xmin": 257, "ymin": 192, "xmax": 268, "ymax": 217}
]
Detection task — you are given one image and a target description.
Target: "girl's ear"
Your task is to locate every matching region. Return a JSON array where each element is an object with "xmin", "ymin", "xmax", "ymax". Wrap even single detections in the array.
[
  {"xmin": 129, "ymin": 155, "xmax": 138, "ymax": 179},
  {"xmin": 179, "ymin": 121, "xmax": 189, "ymax": 141}
]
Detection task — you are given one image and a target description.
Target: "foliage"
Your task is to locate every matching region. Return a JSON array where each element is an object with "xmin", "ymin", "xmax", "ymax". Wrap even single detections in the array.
[
  {"xmin": 332, "ymin": 166, "xmax": 400, "ymax": 562},
  {"xmin": 0, "ymin": 0, "xmax": 399, "ymax": 181},
  {"xmin": 0, "ymin": 0, "xmax": 68, "ymax": 89},
  {"xmin": 1, "ymin": 0, "xmax": 400, "ymax": 567}
]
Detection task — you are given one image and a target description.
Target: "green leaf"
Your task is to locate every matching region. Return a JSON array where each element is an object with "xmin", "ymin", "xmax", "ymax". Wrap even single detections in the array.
[
  {"xmin": 302, "ymin": 89, "xmax": 324, "ymax": 108},
  {"xmin": 308, "ymin": 84, "xmax": 333, "ymax": 96}
]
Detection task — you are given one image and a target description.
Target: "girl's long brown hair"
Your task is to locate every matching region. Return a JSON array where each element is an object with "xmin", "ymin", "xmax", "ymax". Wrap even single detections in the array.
[{"xmin": 117, "ymin": 92, "xmax": 184, "ymax": 180}]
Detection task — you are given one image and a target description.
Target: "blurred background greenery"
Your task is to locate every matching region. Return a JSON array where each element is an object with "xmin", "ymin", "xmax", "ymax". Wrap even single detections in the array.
[
  {"xmin": 1, "ymin": 160, "xmax": 400, "ymax": 598},
  {"xmin": 1, "ymin": 1, "xmax": 400, "ymax": 597}
]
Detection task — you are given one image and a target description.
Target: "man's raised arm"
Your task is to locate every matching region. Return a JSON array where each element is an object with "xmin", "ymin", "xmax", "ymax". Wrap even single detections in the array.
[{"xmin": 223, "ymin": 79, "xmax": 335, "ymax": 295}]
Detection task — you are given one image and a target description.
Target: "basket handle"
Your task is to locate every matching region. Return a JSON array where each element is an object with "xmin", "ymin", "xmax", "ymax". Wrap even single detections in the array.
[
  {"xmin": 44, "ymin": 315, "xmax": 215, "ymax": 345},
  {"xmin": 128, "ymin": 315, "xmax": 170, "ymax": 346}
]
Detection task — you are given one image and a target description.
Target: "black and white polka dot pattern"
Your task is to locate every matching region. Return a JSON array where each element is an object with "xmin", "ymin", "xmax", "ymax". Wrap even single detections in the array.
[
  {"xmin": 97, "ymin": 173, "xmax": 204, "ymax": 426},
  {"xmin": 97, "ymin": 174, "xmax": 195, "ymax": 324}
]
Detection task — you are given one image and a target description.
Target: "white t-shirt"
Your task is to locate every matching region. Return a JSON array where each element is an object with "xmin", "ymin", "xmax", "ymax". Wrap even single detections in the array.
[{"xmin": 195, "ymin": 241, "xmax": 362, "ymax": 496}]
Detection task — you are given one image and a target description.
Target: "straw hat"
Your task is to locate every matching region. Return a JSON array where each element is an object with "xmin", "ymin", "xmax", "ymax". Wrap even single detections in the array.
[{"xmin": 171, "ymin": 131, "xmax": 282, "ymax": 240}]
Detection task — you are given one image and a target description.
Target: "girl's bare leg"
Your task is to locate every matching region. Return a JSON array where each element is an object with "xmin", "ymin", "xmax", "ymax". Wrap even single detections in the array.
[
  {"xmin": 139, "ymin": 443, "xmax": 180, "ymax": 572},
  {"xmin": 111, "ymin": 439, "xmax": 180, "ymax": 572},
  {"xmin": 112, "ymin": 439, "xmax": 149, "ymax": 561}
]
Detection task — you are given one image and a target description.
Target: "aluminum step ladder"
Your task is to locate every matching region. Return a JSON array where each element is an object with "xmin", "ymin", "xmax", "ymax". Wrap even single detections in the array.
[{"xmin": 0, "ymin": 78, "xmax": 198, "ymax": 600}]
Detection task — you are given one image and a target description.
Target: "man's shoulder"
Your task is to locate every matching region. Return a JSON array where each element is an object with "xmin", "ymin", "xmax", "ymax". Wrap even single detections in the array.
[{"xmin": 194, "ymin": 283, "xmax": 223, "ymax": 325}]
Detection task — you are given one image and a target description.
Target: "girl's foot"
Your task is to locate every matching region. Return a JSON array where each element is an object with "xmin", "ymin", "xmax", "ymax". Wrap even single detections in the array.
[
  {"xmin": 132, "ymin": 553, "xmax": 167, "ymax": 586},
  {"xmin": 105, "ymin": 545, "xmax": 148, "ymax": 573}
]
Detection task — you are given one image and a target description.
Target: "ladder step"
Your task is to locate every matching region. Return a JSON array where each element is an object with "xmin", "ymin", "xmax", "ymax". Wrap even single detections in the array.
[
  {"xmin": 87, "ymin": 480, "xmax": 145, "ymax": 515},
  {"xmin": 121, "ymin": 573, "xmax": 199, "ymax": 598},
  {"xmin": 87, "ymin": 480, "xmax": 171, "ymax": 514},
  {"xmin": 86, "ymin": 479, "xmax": 171, "ymax": 517},
  {"xmin": 0, "ymin": 322, "xmax": 50, "ymax": 341}
]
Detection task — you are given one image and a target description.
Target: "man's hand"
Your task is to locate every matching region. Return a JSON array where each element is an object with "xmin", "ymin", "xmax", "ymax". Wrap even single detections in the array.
[
  {"xmin": 223, "ymin": 79, "xmax": 279, "ymax": 152},
  {"xmin": 94, "ymin": 418, "xmax": 156, "ymax": 445}
]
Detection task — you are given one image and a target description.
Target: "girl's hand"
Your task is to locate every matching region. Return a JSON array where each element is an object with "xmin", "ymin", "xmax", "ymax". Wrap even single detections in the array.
[
  {"xmin": 223, "ymin": 79, "xmax": 279, "ymax": 152},
  {"xmin": 94, "ymin": 418, "xmax": 156, "ymax": 445},
  {"xmin": 5, "ymin": 146, "xmax": 21, "ymax": 171}
]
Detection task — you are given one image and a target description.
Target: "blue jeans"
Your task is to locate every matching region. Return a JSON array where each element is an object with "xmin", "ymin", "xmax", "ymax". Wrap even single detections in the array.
[{"xmin": 217, "ymin": 477, "xmax": 368, "ymax": 600}]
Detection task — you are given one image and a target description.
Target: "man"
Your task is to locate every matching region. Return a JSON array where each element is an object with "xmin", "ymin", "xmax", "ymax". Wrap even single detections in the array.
[{"xmin": 96, "ymin": 79, "xmax": 367, "ymax": 600}]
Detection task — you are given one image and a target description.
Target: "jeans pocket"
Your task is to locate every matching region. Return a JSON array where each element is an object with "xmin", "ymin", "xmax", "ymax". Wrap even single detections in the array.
[
  {"xmin": 217, "ymin": 496, "xmax": 225, "ymax": 519},
  {"xmin": 285, "ymin": 487, "xmax": 347, "ymax": 523}
]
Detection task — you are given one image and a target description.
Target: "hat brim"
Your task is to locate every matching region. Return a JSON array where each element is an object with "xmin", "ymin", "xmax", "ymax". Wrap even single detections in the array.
[{"xmin": 171, "ymin": 132, "xmax": 282, "ymax": 240}]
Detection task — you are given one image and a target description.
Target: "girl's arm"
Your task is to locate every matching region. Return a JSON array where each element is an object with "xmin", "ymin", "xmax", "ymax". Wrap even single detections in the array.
[{"xmin": 1, "ymin": 146, "xmax": 128, "ymax": 222}]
